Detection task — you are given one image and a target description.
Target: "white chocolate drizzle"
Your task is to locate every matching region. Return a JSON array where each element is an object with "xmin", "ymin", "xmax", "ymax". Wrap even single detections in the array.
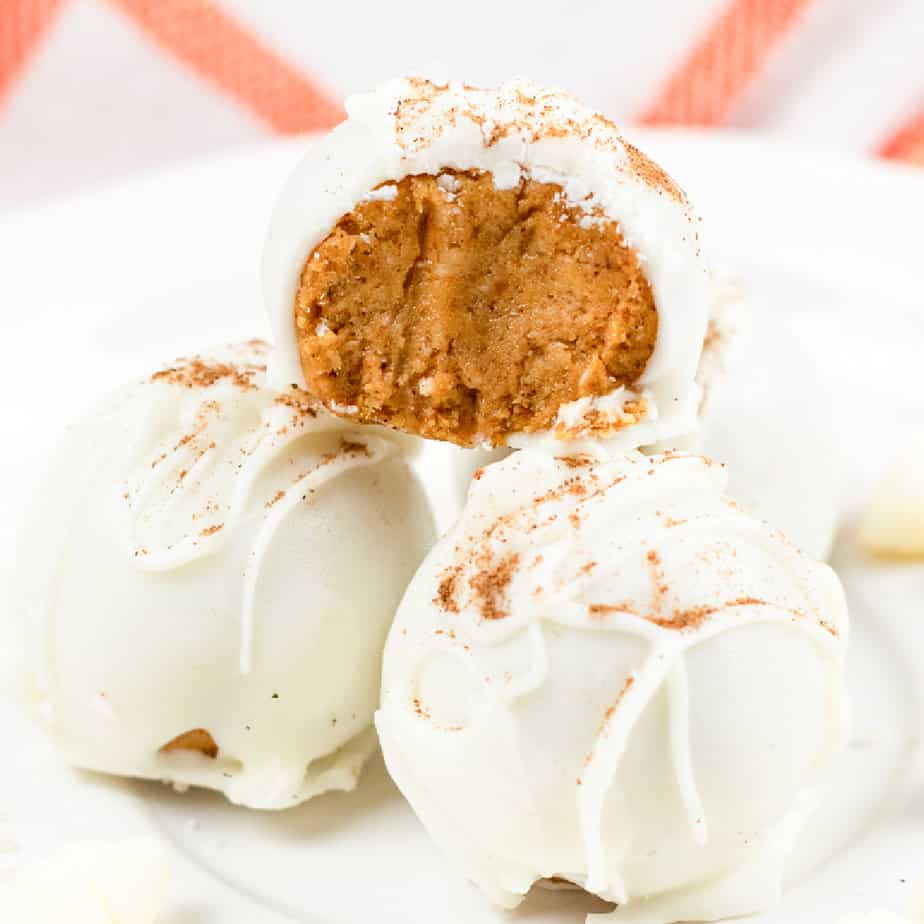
[
  {"xmin": 17, "ymin": 342, "xmax": 436, "ymax": 809},
  {"xmin": 377, "ymin": 450, "xmax": 849, "ymax": 916}
]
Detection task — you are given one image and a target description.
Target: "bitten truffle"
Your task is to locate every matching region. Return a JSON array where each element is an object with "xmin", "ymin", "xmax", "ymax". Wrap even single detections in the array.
[{"xmin": 264, "ymin": 78, "xmax": 720, "ymax": 454}]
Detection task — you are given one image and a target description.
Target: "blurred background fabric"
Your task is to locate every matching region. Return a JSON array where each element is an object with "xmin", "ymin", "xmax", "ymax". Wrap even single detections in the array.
[{"xmin": 1, "ymin": 0, "xmax": 923, "ymax": 210}]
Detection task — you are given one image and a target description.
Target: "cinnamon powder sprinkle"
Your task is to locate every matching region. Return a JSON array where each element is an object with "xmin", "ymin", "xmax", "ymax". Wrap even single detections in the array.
[
  {"xmin": 579, "ymin": 676, "xmax": 637, "ymax": 781},
  {"xmin": 586, "ymin": 596, "xmax": 771, "ymax": 631},
  {"xmin": 622, "ymin": 141, "xmax": 684, "ymax": 202},
  {"xmin": 274, "ymin": 387, "xmax": 319, "ymax": 417},
  {"xmin": 151, "ymin": 357, "xmax": 265, "ymax": 391},
  {"xmin": 319, "ymin": 439, "xmax": 372, "ymax": 468},
  {"xmin": 558, "ymin": 455, "xmax": 594, "ymax": 469},
  {"xmin": 601, "ymin": 676, "xmax": 635, "ymax": 730},
  {"xmin": 646, "ymin": 596, "xmax": 767, "ymax": 631},
  {"xmin": 588, "ymin": 601, "xmax": 637, "ymax": 619},
  {"xmin": 392, "ymin": 80, "xmax": 688, "ymax": 207},
  {"xmin": 646, "ymin": 549, "xmax": 669, "ymax": 610},
  {"xmin": 199, "ymin": 524, "xmax": 224, "ymax": 538},
  {"xmin": 702, "ymin": 317, "xmax": 723, "ymax": 354},
  {"xmin": 468, "ymin": 552, "xmax": 521, "ymax": 621},
  {"xmin": 479, "ymin": 473, "xmax": 625, "ymax": 544},
  {"xmin": 266, "ymin": 490, "xmax": 285, "ymax": 509},
  {"xmin": 659, "ymin": 513, "xmax": 688, "ymax": 528},
  {"xmin": 339, "ymin": 439, "xmax": 371, "ymax": 456},
  {"xmin": 434, "ymin": 565, "xmax": 462, "ymax": 613}
]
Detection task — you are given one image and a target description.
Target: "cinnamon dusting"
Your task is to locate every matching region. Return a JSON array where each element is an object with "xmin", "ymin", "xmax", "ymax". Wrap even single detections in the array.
[
  {"xmin": 434, "ymin": 565, "xmax": 462, "ymax": 613},
  {"xmin": 558, "ymin": 455, "xmax": 594, "ymax": 469},
  {"xmin": 646, "ymin": 596, "xmax": 766, "ymax": 631},
  {"xmin": 151, "ymin": 353, "xmax": 267, "ymax": 391},
  {"xmin": 391, "ymin": 80, "xmax": 688, "ymax": 209},
  {"xmin": 274, "ymin": 386, "xmax": 320, "ymax": 418},
  {"xmin": 468, "ymin": 552, "xmax": 521, "ymax": 620},
  {"xmin": 623, "ymin": 141, "xmax": 684, "ymax": 202},
  {"xmin": 646, "ymin": 549, "xmax": 669, "ymax": 611}
]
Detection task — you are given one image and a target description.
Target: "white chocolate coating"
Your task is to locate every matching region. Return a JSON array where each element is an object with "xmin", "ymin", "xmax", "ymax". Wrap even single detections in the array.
[
  {"xmin": 376, "ymin": 451, "xmax": 848, "ymax": 921},
  {"xmin": 701, "ymin": 305, "xmax": 845, "ymax": 561},
  {"xmin": 263, "ymin": 77, "xmax": 716, "ymax": 453},
  {"xmin": 15, "ymin": 342, "xmax": 435, "ymax": 809}
]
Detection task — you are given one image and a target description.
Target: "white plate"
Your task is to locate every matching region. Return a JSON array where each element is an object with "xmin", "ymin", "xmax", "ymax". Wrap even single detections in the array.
[{"xmin": 1, "ymin": 132, "xmax": 923, "ymax": 922}]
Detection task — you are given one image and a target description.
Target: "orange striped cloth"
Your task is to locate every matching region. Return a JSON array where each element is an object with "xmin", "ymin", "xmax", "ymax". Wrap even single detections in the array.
[
  {"xmin": 879, "ymin": 110, "xmax": 924, "ymax": 166},
  {"xmin": 0, "ymin": 0, "xmax": 343, "ymax": 132},
  {"xmin": 0, "ymin": 0, "xmax": 67, "ymax": 103},
  {"xmin": 637, "ymin": 0, "xmax": 816, "ymax": 128},
  {"xmin": 637, "ymin": 0, "xmax": 924, "ymax": 167},
  {"xmin": 0, "ymin": 0, "xmax": 921, "ymax": 166},
  {"xmin": 104, "ymin": 0, "xmax": 343, "ymax": 133}
]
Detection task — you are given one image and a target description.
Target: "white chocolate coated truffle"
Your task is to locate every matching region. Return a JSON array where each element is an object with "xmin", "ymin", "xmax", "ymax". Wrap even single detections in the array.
[
  {"xmin": 15, "ymin": 342, "xmax": 434, "ymax": 809},
  {"xmin": 263, "ymin": 77, "xmax": 717, "ymax": 453},
  {"xmin": 377, "ymin": 451, "xmax": 847, "ymax": 922}
]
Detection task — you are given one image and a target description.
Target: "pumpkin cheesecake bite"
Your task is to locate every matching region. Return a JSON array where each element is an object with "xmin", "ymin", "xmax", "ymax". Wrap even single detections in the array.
[
  {"xmin": 14, "ymin": 341, "xmax": 435, "ymax": 809},
  {"xmin": 376, "ymin": 450, "xmax": 849, "ymax": 921},
  {"xmin": 264, "ymin": 78, "xmax": 717, "ymax": 454}
]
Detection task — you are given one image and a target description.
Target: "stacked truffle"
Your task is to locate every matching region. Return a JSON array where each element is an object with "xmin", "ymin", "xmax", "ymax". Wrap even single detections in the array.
[
  {"xmin": 15, "ymin": 77, "xmax": 848, "ymax": 924},
  {"xmin": 263, "ymin": 77, "xmax": 714, "ymax": 454}
]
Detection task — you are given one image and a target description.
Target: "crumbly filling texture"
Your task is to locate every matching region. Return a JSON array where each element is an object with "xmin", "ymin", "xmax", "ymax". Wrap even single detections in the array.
[
  {"xmin": 294, "ymin": 170, "xmax": 658, "ymax": 446},
  {"xmin": 161, "ymin": 728, "xmax": 218, "ymax": 759}
]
